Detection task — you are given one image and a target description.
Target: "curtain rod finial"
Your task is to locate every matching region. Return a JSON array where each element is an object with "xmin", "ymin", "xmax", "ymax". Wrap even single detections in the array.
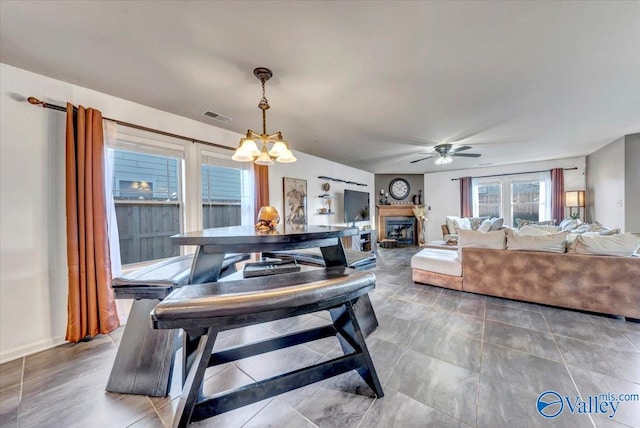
[{"xmin": 27, "ymin": 97, "xmax": 44, "ymax": 106}]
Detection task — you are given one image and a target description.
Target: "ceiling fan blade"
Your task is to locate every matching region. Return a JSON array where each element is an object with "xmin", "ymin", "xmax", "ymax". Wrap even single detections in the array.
[
  {"xmin": 410, "ymin": 155, "xmax": 436, "ymax": 164},
  {"xmin": 451, "ymin": 153, "xmax": 481, "ymax": 158},
  {"xmin": 451, "ymin": 145, "xmax": 472, "ymax": 152}
]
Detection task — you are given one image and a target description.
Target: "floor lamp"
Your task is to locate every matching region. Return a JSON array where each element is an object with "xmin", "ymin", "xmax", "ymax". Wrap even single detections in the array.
[{"xmin": 565, "ymin": 190, "xmax": 585, "ymax": 221}]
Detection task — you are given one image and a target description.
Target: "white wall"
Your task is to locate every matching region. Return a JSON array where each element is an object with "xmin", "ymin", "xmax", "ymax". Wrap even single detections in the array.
[
  {"xmin": 624, "ymin": 134, "xmax": 640, "ymax": 233},
  {"xmin": 269, "ymin": 151, "xmax": 375, "ymax": 228},
  {"xmin": 423, "ymin": 157, "xmax": 586, "ymax": 241},
  {"xmin": 0, "ymin": 63, "xmax": 374, "ymax": 362},
  {"xmin": 586, "ymin": 137, "xmax": 626, "ymax": 230}
]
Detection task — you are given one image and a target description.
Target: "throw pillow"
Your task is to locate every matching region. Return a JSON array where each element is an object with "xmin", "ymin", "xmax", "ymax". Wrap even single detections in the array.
[
  {"xmin": 506, "ymin": 229, "xmax": 569, "ymax": 253},
  {"xmin": 516, "ymin": 219, "xmax": 556, "ymax": 229},
  {"xmin": 489, "ymin": 217, "xmax": 504, "ymax": 231},
  {"xmin": 445, "ymin": 216, "xmax": 460, "ymax": 235},
  {"xmin": 453, "ymin": 217, "xmax": 471, "ymax": 233},
  {"xmin": 477, "ymin": 218, "xmax": 492, "ymax": 232},
  {"xmin": 559, "ymin": 218, "xmax": 582, "ymax": 231},
  {"xmin": 528, "ymin": 224, "xmax": 561, "ymax": 234},
  {"xmin": 469, "ymin": 216, "xmax": 489, "ymax": 231},
  {"xmin": 558, "ymin": 218, "xmax": 576, "ymax": 230},
  {"xmin": 573, "ymin": 233, "xmax": 639, "ymax": 257},
  {"xmin": 569, "ymin": 224, "xmax": 590, "ymax": 234},
  {"xmin": 518, "ymin": 225, "xmax": 553, "ymax": 236},
  {"xmin": 457, "ymin": 229, "xmax": 506, "ymax": 258},
  {"xmin": 587, "ymin": 221, "xmax": 609, "ymax": 233},
  {"xmin": 599, "ymin": 228, "xmax": 621, "ymax": 236}
]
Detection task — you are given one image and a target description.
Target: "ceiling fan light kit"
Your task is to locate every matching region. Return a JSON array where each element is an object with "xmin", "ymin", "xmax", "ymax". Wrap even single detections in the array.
[
  {"xmin": 232, "ymin": 67, "xmax": 296, "ymax": 165},
  {"xmin": 434, "ymin": 153, "xmax": 453, "ymax": 166},
  {"xmin": 411, "ymin": 143, "xmax": 481, "ymax": 166}
]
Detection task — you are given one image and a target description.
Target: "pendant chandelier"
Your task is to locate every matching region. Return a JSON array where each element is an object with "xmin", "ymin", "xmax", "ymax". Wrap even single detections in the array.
[{"xmin": 231, "ymin": 67, "xmax": 296, "ymax": 165}]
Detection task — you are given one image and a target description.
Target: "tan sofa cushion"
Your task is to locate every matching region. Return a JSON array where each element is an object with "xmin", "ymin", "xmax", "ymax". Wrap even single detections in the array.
[
  {"xmin": 506, "ymin": 229, "xmax": 569, "ymax": 253},
  {"xmin": 457, "ymin": 229, "xmax": 506, "ymax": 257},
  {"xmin": 571, "ymin": 233, "xmax": 639, "ymax": 257},
  {"xmin": 411, "ymin": 248, "xmax": 462, "ymax": 277}
]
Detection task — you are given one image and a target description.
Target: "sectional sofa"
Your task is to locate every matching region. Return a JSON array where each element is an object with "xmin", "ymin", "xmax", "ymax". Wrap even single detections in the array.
[{"xmin": 412, "ymin": 240, "xmax": 640, "ymax": 319}]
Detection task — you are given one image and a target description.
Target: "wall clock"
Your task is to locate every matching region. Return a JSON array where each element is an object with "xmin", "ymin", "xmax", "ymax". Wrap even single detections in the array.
[{"xmin": 389, "ymin": 178, "xmax": 410, "ymax": 200}]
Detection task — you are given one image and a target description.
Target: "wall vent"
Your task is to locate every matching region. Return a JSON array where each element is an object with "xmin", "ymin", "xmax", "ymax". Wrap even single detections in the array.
[{"xmin": 202, "ymin": 110, "xmax": 232, "ymax": 123}]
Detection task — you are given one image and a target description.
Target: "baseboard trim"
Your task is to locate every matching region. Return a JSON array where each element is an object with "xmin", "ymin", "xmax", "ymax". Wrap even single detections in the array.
[{"xmin": 0, "ymin": 336, "xmax": 66, "ymax": 364}]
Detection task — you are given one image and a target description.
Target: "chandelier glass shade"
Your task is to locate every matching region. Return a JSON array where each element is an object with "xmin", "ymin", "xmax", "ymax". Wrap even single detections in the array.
[{"xmin": 232, "ymin": 67, "xmax": 296, "ymax": 165}]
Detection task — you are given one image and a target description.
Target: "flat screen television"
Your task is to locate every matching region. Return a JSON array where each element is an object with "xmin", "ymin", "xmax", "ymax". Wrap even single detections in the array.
[{"xmin": 344, "ymin": 189, "xmax": 370, "ymax": 225}]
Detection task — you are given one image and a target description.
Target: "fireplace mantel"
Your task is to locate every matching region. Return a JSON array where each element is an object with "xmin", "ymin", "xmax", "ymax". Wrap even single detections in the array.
[{"xmin": 376, "ymin": 205, "xmax": 423, "ymax": 243}]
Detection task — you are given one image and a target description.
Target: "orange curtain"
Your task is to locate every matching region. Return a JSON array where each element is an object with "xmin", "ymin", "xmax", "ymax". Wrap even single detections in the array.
[
  {"xmin": 254, "ymin": 164, "xmax": 270, "ymax": 218},
  {"xmin": 65, "ymin": 103, "xmax": 120, "ymax": 342}
]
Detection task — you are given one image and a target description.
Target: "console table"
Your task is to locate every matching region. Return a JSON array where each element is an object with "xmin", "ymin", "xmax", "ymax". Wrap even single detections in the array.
[{"xmin": 341, "ymin": 229, "xmax": 377, "ymax": 253}]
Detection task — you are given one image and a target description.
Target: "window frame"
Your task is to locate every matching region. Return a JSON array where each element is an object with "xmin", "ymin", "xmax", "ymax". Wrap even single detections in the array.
[
  {"xmin": 109, "ymin": 125, "xmax": 256, "ymax": 267},
  {"xmin": 196, "ymin": 145, "xmax": 255, "ymax": 230},
  {"xmin": 472, "ymin": 178, "xmax": 503, "ymax": 219},
  {"xmin": 472, "ymin": 172, "xmax": 551, "ymax": 227}
]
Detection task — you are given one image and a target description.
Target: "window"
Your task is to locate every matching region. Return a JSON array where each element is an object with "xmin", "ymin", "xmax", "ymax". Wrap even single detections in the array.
[
  {"xmin": 200, "ymin": 148, "xmax": 254, "ymax": 230},
  {"xmin": 472, "ymin": 173, "xmax": 551, "ymax": 227},
  {"xmin": 202, "ymin": 160, "xmax": 242, "ymax": 228},
  {"xmin": 105, "ymin": 125, "xmax": 255, "ymax": 267},
  {"xmin": 111, "ymin": 135, "xmax": 184, "ymax": 265},
  {"xmin": 511, "ymin": 178, "xmax": 543, "ymax": 224},
  {"xmin": 473, "ymin": 180, "xmax": 502, "ymax": 218}
]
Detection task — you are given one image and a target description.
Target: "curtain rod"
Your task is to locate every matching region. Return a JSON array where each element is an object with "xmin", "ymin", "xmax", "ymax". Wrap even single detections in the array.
[
  {"xmin": 450, "ymin": 167, "xmax": 578, "ymax": 181},
  {"xmin": 27, "ymin": 97, "xmax": 234, "ymax": 152}
]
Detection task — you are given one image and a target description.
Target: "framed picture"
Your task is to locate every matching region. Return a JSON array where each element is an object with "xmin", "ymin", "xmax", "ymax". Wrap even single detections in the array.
[{"xmin": 283, "ymin": 177, "xmax": 307, "ymax": 225}]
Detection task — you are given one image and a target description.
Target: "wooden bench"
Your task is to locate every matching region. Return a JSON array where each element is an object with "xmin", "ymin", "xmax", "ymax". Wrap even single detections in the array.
[
  {"xmin": 262, "ymin": 248, "xmax": 376, "ymax": 270},
  {"xmin": 151, "ymin": 267, "xmax": 384, "ymax": 428},
  {"xmin": 106, "ymin": 253, "xmax": 250, "ymax": 397}
]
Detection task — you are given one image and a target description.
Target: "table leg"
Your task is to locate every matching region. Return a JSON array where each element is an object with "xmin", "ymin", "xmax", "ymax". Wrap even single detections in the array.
[
  {"xmin": 189, "ymin": 247, "xmax": 225, "ymax": 284},
  {"xmin": 319, "ymin": 239, "xmax": 348, "ymax": 267}
]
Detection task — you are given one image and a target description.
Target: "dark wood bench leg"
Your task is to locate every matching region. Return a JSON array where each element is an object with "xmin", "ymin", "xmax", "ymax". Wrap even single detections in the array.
[
  {"xmin": 330, "ymin": 300, "xmax": 384, "ymax": 398},
  {"xmin": 173, "ymin": 328, "xmax": 218, "ymax": 428},
  {"xmin": 106, "ymin": 299, "xmax": 177, "ymax": 397},
  {"xmin": 321, "ymin": 241, "xmax": 379, "ymax": 337}
]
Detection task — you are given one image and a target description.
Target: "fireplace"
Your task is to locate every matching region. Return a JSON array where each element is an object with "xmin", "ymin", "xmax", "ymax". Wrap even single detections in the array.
[
  {"xmin": 385, "ymin": 217, "xmax": 416, "ymax": 245},
  {"xmin": 376, "ymin": 204, "xmax": 422, "ymax": 246}
]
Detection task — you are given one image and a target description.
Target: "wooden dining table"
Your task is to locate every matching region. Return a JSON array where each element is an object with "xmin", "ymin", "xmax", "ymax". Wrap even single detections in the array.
[{"xmin": 171, "ymin": 224, "xmax": 380, "ymax": 334}]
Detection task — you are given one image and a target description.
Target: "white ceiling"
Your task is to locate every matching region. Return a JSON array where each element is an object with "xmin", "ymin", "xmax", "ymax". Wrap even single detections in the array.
[{"xmin": 1, "ymin": 1, "xmax": 639, "ymax": 173}]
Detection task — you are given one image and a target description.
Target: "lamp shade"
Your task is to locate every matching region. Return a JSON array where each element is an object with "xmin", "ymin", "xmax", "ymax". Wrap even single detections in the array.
[
  {"xmin": 254, "ymin": 146, "xmax": 274, "ymax": 166},
  {"xmin": 276, "ymin": 148, "xmax": 297, "ymax": 163},
  {"xmin": 231, "ymin": 150, "xmax": 255, "ymax": 162},
  {"xmin": 268, "ymin": 140, "xmax": 288, "ymax": 157},
  {"xmin": 565, "ymin": 190, "xmax": 585, "ymax": 207}
]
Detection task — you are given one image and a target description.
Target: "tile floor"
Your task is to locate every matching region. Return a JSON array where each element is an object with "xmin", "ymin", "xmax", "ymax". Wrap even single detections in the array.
[{"xmin": 1, "ymin": 246, "xmax": 639, "ymax": 428}]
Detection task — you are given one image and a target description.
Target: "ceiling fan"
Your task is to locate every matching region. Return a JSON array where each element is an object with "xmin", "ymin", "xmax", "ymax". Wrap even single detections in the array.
[{"xmin": 410, "ymin": 143, "xmax": 481, "ymax": 166}]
